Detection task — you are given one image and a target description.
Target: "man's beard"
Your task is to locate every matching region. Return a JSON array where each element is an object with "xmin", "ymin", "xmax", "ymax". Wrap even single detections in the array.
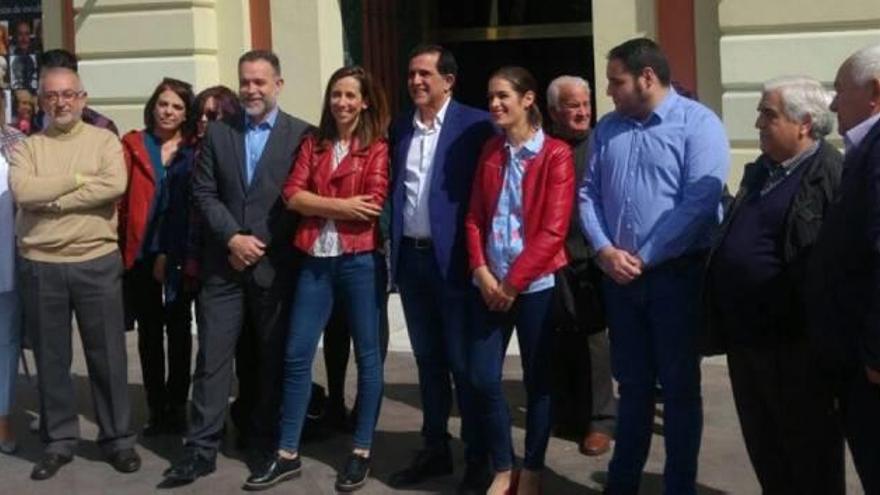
[
  {"xmin": 243, "ymin": 97, "xmax": 275, "ymax": 117},
  {"xmin": 48, "ymin": 112, "xmax": 81, "ymax": 130}
]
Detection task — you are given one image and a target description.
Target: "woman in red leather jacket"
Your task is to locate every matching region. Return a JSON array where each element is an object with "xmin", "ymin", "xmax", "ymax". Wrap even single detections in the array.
[
  {"xmin": 243, "ymin": 66, "xmax": 389, "ymax": 493},
  {"xmin": 118, "ymin": 78, "xmax": 197, "ymax": 437},
  {"xmin": 465, "ymin": 66, "xmax": 575, "ymax": 495}
]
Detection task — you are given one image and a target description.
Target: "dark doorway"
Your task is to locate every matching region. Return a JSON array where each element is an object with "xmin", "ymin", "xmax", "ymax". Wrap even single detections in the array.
[
  {"xmin": 346, "ymin": 0, "xmax": 594, "ymax": 119},
  {"xmin": 429, "ymin": 0, "xmax": 594, "ymax": 117}
]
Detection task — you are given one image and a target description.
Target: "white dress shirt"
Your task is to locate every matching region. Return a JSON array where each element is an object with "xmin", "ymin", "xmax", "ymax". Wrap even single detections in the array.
[
  {"xmin": 402, "ymin": 96, "xmax": 452, "ymax": 239},
  {"xmin": 311, "ymin": 140, "xmax": 349, "ymax": 257}
]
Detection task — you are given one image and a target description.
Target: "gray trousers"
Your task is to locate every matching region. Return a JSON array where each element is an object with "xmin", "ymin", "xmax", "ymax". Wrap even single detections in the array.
[
  {"xmin": 589, "ymin": 330, "xmax": 617, "ymax": 434},
  {"xmin": 18, "ymin": 251, "xmax": 135, "ymax": 457},
  {"xmin": 186, "ymin": 272, "xmax": 292, "ymax": 460}
]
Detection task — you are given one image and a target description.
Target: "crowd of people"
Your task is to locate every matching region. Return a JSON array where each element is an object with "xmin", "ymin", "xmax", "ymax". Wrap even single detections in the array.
[{"xmin": 0, "ymin": 35, "xmax": 878, "ymax": 495}]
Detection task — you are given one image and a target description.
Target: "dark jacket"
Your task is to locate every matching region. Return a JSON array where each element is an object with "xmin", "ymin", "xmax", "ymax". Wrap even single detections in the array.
[
  {"xmin": 191, "ymin": 111, "xmax": 311, "ymax": 288},
  {"xmin": 554, "ymin": 133, "xmax": 606, "ymax": 334},
  {"xmin": 703, "ymin": 139, "xmax": 842, "ymax": 355},
  {"xmin": 806, "ymin": 119, "xmax": 880, "ymax": 371},
  {"xmin": 119, "ymin": 131, "xmax": 197, "ymax": 272},
  {"xmin": 389, "ymin": 100, "xmax": 496, "ymax": 286},
  {"xmin": 465, "ymin": 134, "xmax": 574, "ymax": 293}
]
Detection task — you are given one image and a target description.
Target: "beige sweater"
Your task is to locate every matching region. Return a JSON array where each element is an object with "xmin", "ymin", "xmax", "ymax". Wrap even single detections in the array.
[{"xmin": 9, "ymin": 120, "xmax": 127, "ymax": 263}]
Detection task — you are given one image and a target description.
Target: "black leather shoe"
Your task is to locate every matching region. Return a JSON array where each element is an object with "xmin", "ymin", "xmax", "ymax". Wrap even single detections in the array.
[
  {"xmin": 31, "ymin": 453, "xmax": 73, "ymax": 480},
  {"xmin": 335, "ymin": 453, "xmax": 371, "ymax": 492},
  {"xmin": 457, "ymin": 459, "xmax": 492, "ymax": 494},
  {"xmin": 388, "ymin": 445, "xmax": 453, "ymax": 487},
  {"xmin": 243, "ymin": 454, "xmax": 301, "ymax": 491},
  {"xmin": 160, "ymin": 452, "xmax": 216, "ymax": 487},
  {"xmin": 109, "ymin": 448, "xmax": 142, "ymax": 473}
]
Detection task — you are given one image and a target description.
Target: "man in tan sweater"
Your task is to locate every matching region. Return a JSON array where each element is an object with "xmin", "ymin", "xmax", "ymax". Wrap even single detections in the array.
[{"xmin": 9, "ymin": 67, "xmax": 140, "ymax": 481}]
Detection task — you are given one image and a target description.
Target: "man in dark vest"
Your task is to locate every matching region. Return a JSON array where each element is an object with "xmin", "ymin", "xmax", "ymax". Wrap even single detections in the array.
[{"xmin": 706, "ymin": 76, "xmax": 843, "ymax": 494}]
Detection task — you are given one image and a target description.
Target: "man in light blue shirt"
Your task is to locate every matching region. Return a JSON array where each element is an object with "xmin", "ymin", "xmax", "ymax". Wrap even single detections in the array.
[{"xmin": 578, "ymin": 38, "xmax": 729, "ymax": 495}]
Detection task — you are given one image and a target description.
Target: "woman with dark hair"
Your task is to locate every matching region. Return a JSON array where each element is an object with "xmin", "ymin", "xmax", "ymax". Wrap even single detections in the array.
[
  {"xmin": 244, "ymin": 65, "xmax": 389, "ymax": 493},
  {"xmin": 465, "ymin": 66, "xmax": 574, "ymax": 495},
  {"xmin": 194, "ymin": 85, "xmax": 240, "ymax": 139},
  {"xmin": 118, "ymin": 77, "xmax": 198, "ymax": 436}
]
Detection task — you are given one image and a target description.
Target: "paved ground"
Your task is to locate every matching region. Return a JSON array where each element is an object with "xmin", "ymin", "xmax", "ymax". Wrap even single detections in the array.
[{"xmin": 0, "ymin": 296, "xmax": 863, "ymax": 494}]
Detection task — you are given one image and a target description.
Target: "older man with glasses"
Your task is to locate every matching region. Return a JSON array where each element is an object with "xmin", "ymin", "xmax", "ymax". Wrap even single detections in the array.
[{"xmin": 8, "ymin": 67, "xmax": 139, "ymax": 481}]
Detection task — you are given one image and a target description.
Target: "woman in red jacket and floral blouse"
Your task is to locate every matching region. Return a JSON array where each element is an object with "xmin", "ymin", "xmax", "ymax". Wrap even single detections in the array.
[
  {"xmin": 465, "ymin": 66, "xmax": 574, "ymax": 495},
  {"xmin": 243, "ymin": 66, "xmax": 389, "ymax": 493}
]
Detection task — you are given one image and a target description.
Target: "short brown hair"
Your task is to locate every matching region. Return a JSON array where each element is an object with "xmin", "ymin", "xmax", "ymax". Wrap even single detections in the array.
[
  {"xmin": 239, "ymin": 50, "xmax": 281, "ymax": 76},
  {"xmin": 316, "ymin": 65, "xmax": 389, "ymax": 149}
]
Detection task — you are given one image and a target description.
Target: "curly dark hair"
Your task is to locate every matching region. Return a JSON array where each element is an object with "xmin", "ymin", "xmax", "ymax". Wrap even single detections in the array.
[{"xmin": 195, "ymin": 85, "xmax": 241, "ymax": 124}]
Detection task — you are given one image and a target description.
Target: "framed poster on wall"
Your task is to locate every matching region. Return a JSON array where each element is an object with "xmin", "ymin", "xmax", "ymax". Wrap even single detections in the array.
[{"xmin": 0, "ymin": 0, "xmax": 41, "ymax": 134}]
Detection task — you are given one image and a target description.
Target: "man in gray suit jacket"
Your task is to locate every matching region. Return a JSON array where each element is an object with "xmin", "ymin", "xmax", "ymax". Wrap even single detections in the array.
[{"xmin": 162, "ymin": 50, "xmax": 310, "ymax": 486}]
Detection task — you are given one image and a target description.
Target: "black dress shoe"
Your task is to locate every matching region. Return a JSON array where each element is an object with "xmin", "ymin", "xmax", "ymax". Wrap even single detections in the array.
[
  {"xmin": 161, "ymin": 452, "xmax": 216, "ymax": 487},
  {"xmin": 31, "ymin": 453, "xmax": 73, "ymax": 480},
  {"xmin": 457, "ymin": 460, "xmax": 492, "ymax": 494},
  {"xmin": 109, "ymin": 448, "xmax": 141, "ymax": 473},
  {"xmin": 243, "ymin": 454, "xmax": 302, "ymax": 491},
  {"xmin": 388, "ymin": 445, "xmax": 453, "ymax": 487},
  {"xmin": 336, "ymin": 453, "xmax": 371, "ymax": 492}
]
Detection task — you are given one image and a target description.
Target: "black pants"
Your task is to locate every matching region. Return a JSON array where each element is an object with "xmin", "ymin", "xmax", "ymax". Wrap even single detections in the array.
[
  {"xmin": 126, "ymin": 260, "xmax": 193, "ymax": 416},
  {"xmin": 553, "ymin": 330, "xmax": 617, "ymax": 438},
  {"xmin": 818, "ymin": 346, "xmax": 880, "ymax": 495},
  {"xmin": 323, "ymin": 292, "xmax": 390, "ymax": 411},
  {"xmin": 728, "ymin": 336, "xmax": 845, "ymax": 495},
  {"xmin": 18, "ymin": 252, "xmax": 136, "ymax": 457},
  {"xmin": 186, "ymin": 272, "xmax": 293, "ymax": 459}
]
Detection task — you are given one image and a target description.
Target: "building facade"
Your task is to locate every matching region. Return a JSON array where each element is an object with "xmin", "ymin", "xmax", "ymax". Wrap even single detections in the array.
[{"xmin": 36, "ymin": 0, "xmax": 880, "ymax": 186}]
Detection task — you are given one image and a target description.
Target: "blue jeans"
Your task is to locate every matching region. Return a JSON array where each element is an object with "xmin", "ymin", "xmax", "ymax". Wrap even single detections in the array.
[
  {"xmin": 468, "ymin": 288, "xmax": 555, "ymax": 471},
  {"xmin": 396, "ymin": 243, "xmax": 484, "ymax": 460},
  {"xmin": 0, "ymin": 291, "xmax": 20, "ymax": 416},
  {"xmin": 279, "ymin": 253, "xmax": 384, "ymax": 452},
  {"xmin": 602, "ymin": 257, "xmax": 704, "ymax": 495}
]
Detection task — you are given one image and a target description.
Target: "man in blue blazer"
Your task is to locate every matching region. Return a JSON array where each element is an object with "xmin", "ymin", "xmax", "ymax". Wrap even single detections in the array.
[
  {"xmin": 388, "ymin": 44, "xmax": 495, "ymax": 493},
  {"xmin": 806, "ymin": 43, "xmax": 880, "ymax": 494}
]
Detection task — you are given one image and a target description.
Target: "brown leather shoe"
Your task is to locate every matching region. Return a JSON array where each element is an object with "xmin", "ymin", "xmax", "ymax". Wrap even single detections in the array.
[{"xmin": 580, "ymin": 431, "xmax": 612, "ymax": 456}]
